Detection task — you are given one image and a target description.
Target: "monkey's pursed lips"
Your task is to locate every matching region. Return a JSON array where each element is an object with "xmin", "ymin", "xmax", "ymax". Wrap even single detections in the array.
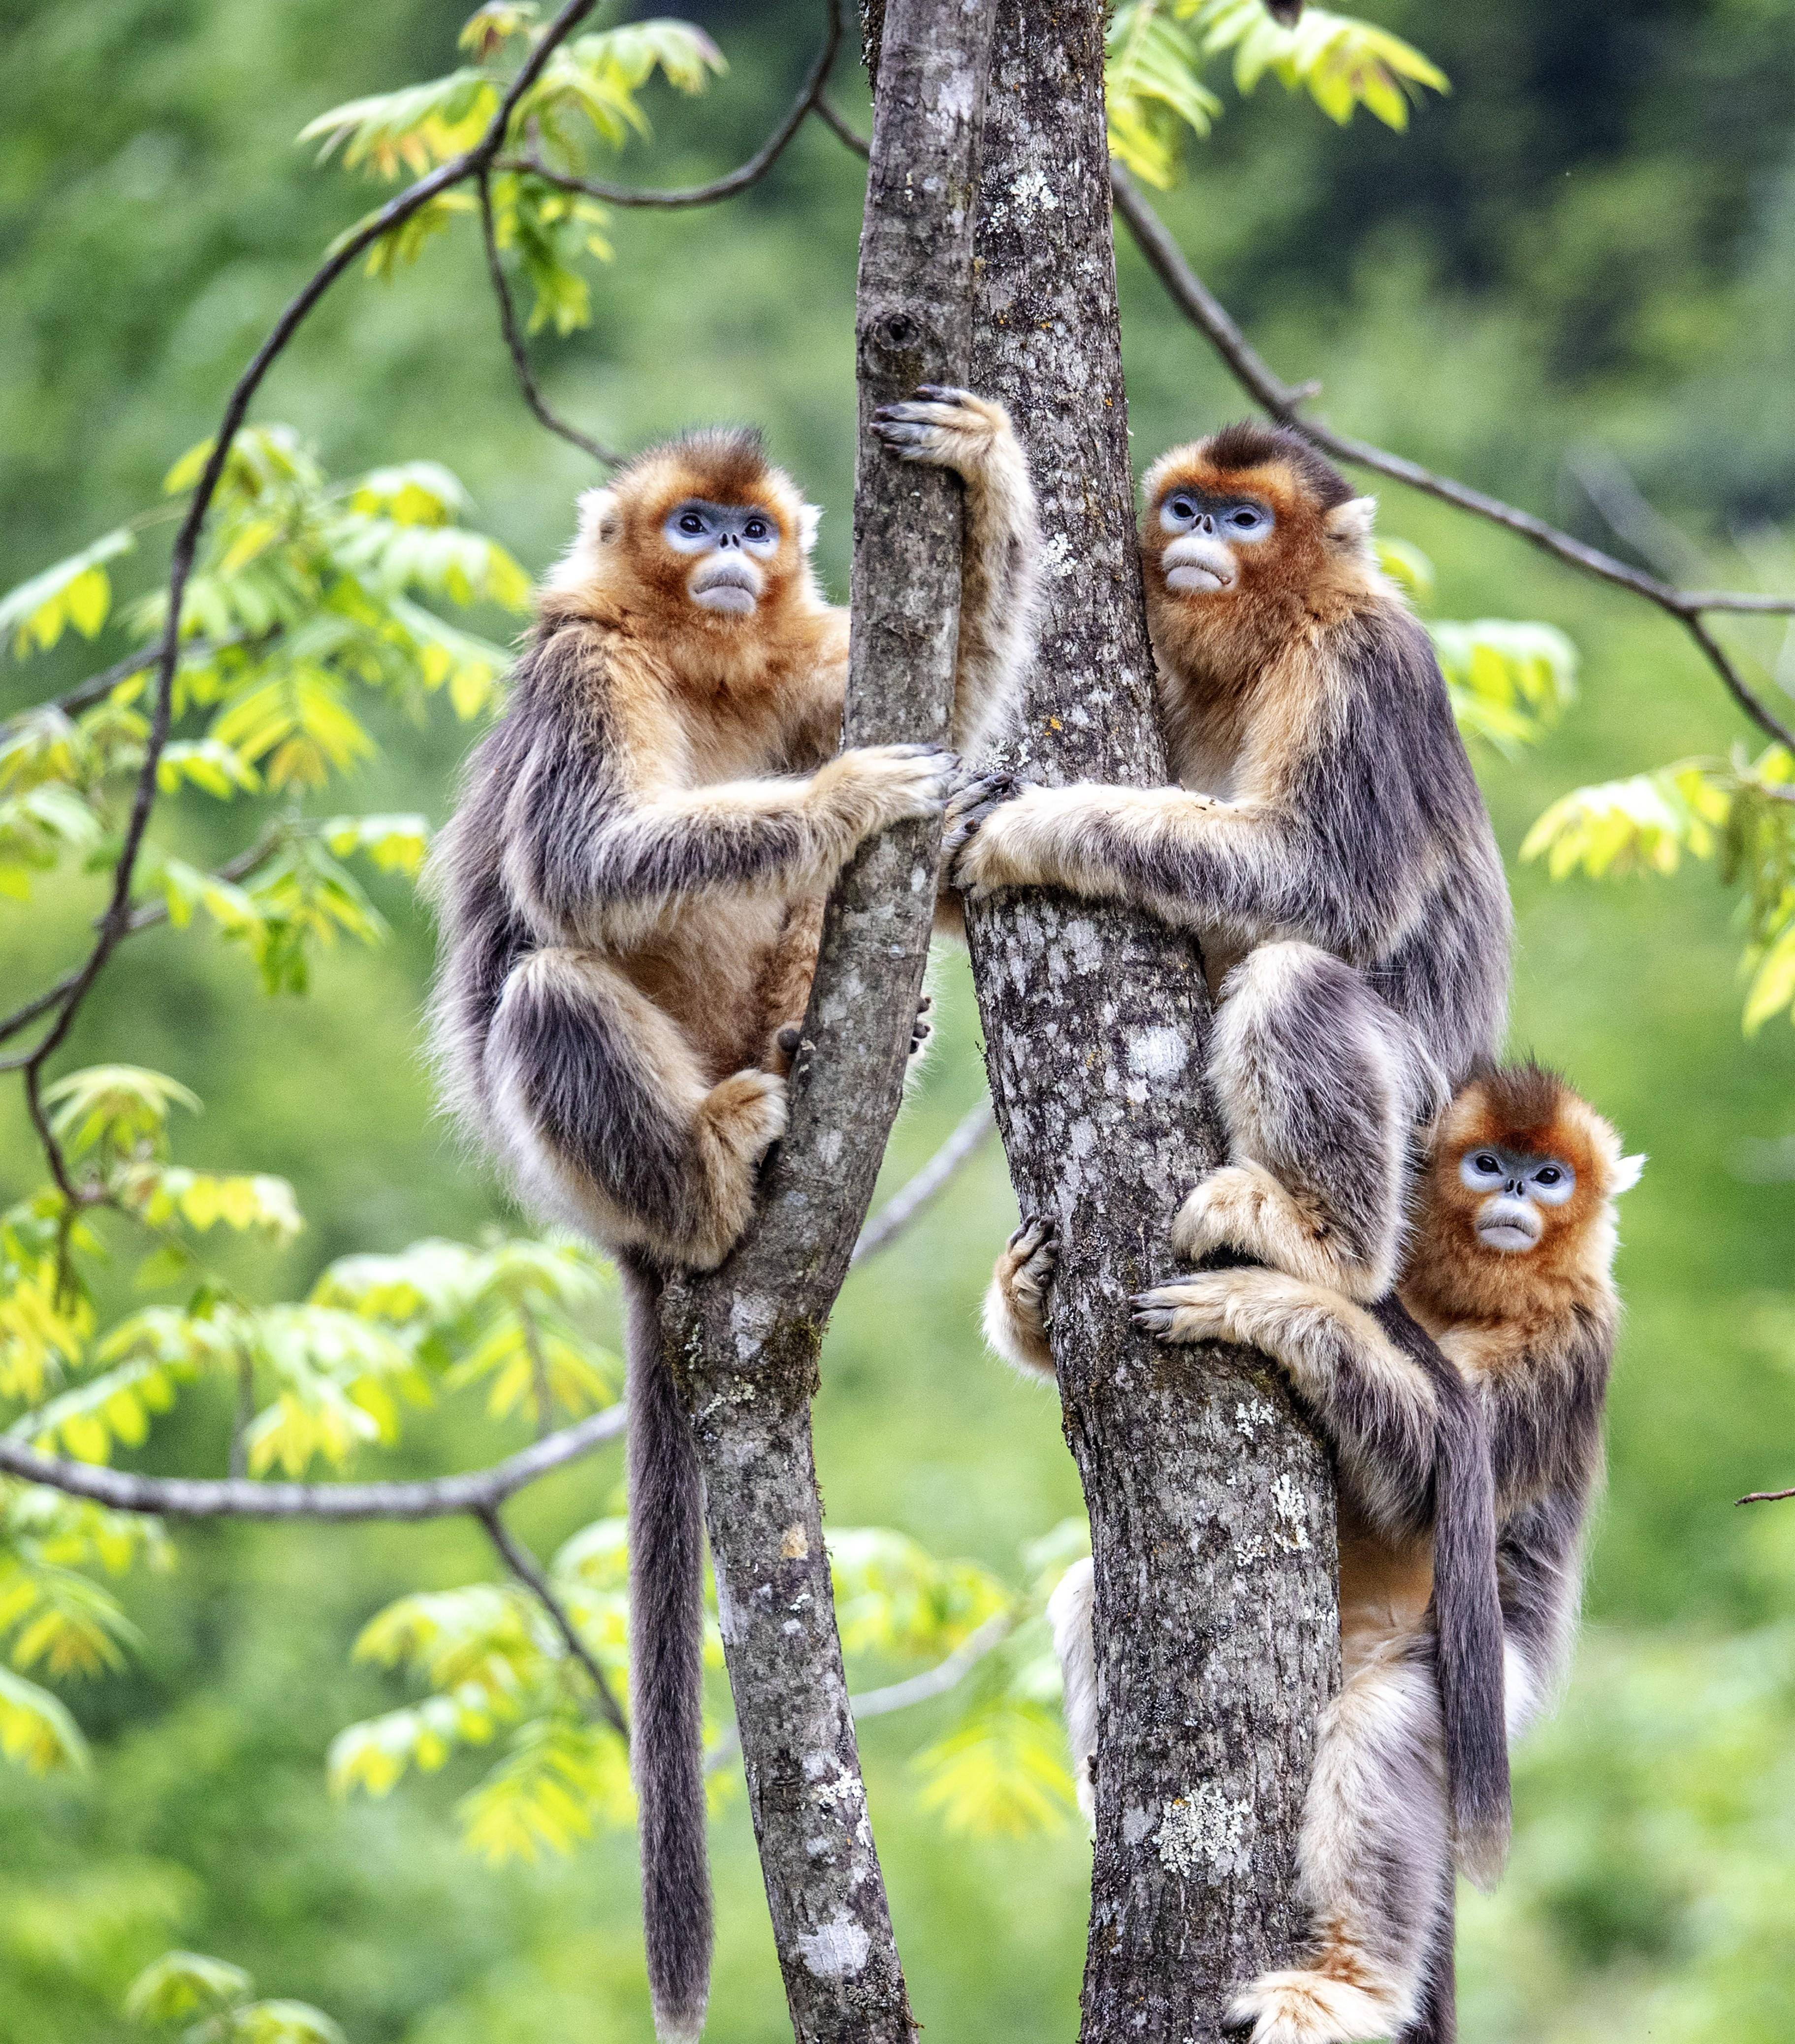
[
  {"xmin": 1160, "ymin": 534, "xmax": 1238, "ymax": 595},
  {"xmin": 690, "ymin": 559, "xmax": 762, "ymax": 614},
  {"xmin": 1166, "ymin": 564, "xmax": 1233, "ymax": 595}
]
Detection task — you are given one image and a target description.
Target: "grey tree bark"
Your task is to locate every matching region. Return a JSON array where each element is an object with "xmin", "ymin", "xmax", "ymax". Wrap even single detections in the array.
[
  {"xmin": 960, "ymin": 6, "xmax": 1342, "ymax": 2039},
  {"xmin": 655, "ymin": 3, "xmax": 998, "ymax": 2040}
]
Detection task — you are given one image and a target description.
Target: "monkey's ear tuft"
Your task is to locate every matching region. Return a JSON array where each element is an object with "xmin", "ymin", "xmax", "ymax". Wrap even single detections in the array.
[
  {"xmin": 574, "ymin": 486, "xmax": 623, "ymax": 550},
  {"xmin": 1325, "ymin": 496, "xmax": 1378, "ymax": 548},
  {"xmin": 799, "ymin": 503, "xmax": 822, "ymax": 554},
  {"xmin": 1610, "ymin": 1152, "xmax": 1647, "ymax": 1196}
]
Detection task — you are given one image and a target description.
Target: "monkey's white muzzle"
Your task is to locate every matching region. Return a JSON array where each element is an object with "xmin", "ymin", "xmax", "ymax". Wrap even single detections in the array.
[
  {"xmin": 1475, "ymin": 1195, "xmax": 1542, "ymax": 1253},
  {"xmin": 1161, "ymin": 533, "xmax": 1238, "ymax": 595},
  {"xmin": 690, "ymin": 558, "xmax": 762, "ymax": 614}
]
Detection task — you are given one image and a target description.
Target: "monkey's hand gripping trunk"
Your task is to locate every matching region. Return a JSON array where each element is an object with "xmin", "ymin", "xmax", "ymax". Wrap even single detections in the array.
[{"xmin": 621, "ymin": 1256, "xmax": 712, "ymax": 2043}]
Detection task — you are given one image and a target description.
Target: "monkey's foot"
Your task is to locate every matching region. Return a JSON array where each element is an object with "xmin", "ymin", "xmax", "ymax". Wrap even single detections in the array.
[
  {"xmin": 995, "ymin": 1217, "xmax": 1058, "ymax": 1339},
  {"xmin": 909, "ymin": 993, "xmax": 933, "ymax": 1062},
  {"xmin": 701, "ymin": 1067, "xmax": 788, "ymax": 1168},
  {"xmin": 870, "ymin": 386, "xmax": 1008, "ymax": 478},
  {"xmin": 1169, "ymin": 1163, "xmax": 1383, "ymax": 1298},
  {"xmin": 941, "ymin": 767, "xmax": 1031, "ymax": 886},
  {"xmin": 1225, "ymin": 1968, "xmax": 1399, "ymax": 2044}
]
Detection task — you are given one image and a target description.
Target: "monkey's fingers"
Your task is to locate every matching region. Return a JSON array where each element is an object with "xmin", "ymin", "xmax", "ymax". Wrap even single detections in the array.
[
  {"xmin": 1006, "ymin": 1215, "xmax": 1057, "ymax": 1260},
  {"xmin": 942, "ymin": 768, "xmax": 1026, "ymax": 862},
  {"xmin": 1130, "ymin": 1280, "xmax": 1228, "ymax": 1344}
]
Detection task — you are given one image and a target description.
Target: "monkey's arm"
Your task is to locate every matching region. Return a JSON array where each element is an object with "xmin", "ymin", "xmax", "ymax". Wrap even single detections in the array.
[
  {"xmin": 948, "ymin": 777, "xmax": 1407, "ymax": 959},
  {"xmin": 872, "ymin": 390, "xmax": 1042, "ymax": 758},
  {"xmin": 1133, "ymin": 1268, "xmax": 1439, "ymax": 1537},
  {"xmin": 504, "ymin": 742, "xmax": 955, "ymax": 947}
]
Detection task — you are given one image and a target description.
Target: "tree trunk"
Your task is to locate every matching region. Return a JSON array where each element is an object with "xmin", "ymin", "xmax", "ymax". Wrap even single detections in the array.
[
  {"xmin": 656, "ymin": 4, "xmax": 998, "ymax": 2040},
  {"xmin": 961, "ymin": 6, "xmax": 1341, "ymax": 2039}
]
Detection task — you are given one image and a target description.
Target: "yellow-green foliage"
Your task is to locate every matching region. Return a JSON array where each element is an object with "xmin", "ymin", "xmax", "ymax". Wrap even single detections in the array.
[{"xmin": 1106, "ymin": 0, "xmax": 1447, "ymax": 186}]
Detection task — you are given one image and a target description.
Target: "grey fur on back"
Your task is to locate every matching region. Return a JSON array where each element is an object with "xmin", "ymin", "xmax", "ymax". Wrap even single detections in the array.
[{"xmin": 622, "ymin": 1253, "xmax": 711, "ymax": 2043}]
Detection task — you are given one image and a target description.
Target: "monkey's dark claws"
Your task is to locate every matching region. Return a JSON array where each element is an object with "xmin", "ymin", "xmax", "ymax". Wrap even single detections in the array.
[
  {"xmin": 912, "ymin": 383, "xmax": 972, "ymax": 405},
  {"xmin": 775, "ymin": 1024, "xmax": 802, "ymax": 1056}
]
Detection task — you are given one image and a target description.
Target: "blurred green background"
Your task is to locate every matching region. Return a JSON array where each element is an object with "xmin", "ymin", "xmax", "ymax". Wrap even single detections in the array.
[{"xmin": 3, "ymin": 0, "xmax": 1795, "ymax": 2038}]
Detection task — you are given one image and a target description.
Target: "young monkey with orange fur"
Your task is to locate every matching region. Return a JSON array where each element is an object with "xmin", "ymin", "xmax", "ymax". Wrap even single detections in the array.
[
  {"xmin": 954, "ymin": 424, "xmax": 1510, "ymax": 1309},
  {"xmin": 429, "ymin": 393, "xmax": 1040, "ymax": 2044},
  {"xmin": 1121, "ymin": 1063, "xmax": 1643, "ymax": 2044}
]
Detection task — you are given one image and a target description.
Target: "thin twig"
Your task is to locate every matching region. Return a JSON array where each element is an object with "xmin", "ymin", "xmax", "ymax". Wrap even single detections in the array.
[
  {"xmin": 10, "ymin": 0, "xmax": 602, "ymax": 1203},
  {"xmin": 849, "ymin": 1100, "xmax": 997, "ymax": 1266},
  {"xmin": 1737, "ymin": 1486, "xmax": 1795, "ymax": 1505},
  {"xmin": 1109, "ymin": 165, "xmax": 1795, "ymax": 754},
  {"xmin": 0, "ymin": 1402, "xmax": 625, "ymax": 1519},
  {"xmin": 477, "ymin": 169, "xmax": 620, "ymax": 467},
  {"xmin": 476, "ymin": 1502, "xmax": 630, "ymax": 1740},
  {"xmin": 706, "ymin": 1609, "xmax": 1013, "ymax": 1775},
  {"xmin": 496, "ymin": 0, "xmax": 846, "ymax": 210},
  {"xmin": 849, "ymin": 1607, "xmax": 1011, "ymax": 1718},
  {"xmin": 814, "ymin": 96, "xmax": 871, "ymax": 160}
]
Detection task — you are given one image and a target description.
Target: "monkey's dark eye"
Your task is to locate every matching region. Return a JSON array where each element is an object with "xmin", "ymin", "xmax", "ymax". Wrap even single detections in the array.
[
  {"xmin": 1228, "ymin": 507, "xmax": 1264, "ymax": 531},
  {"xmin": 678, "ymin": 512, "xmax": 705, "ymax": 536},
  {"xmin": 1168, "ymin": 498, "xmax": 1193, "ymax": 520},
  {"xmin": 744, "ymin": 518, "xmax": 769, "ymax": 541},
  {"xmin": 1535, "ymin": 1166, "xmax": 1562, "ymax": 1185},
  {"xmin": 1473, "ymin": 1154, "xmax": 1501, "ymax": 1174}
]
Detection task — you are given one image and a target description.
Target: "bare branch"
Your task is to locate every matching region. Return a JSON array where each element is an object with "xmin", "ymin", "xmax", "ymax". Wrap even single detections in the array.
[
  {"xmin": 814, "ymin": 96, "xmax": 872, "ymax": 160},
  {"xmin": 1737, "ymin": 1486, "xmax": 1795, "ymax": 1505},
  {"xmin": 476, "ymin": 170, "xmax": 621, "ymax": 467},
  {"xmin": 1110, "ymin": 164, "xmax": 1795, "ymax": 754},
  {"xmin": 849, "ymin": 1101, "xmax": 996, "ymax": 1266},
  {"xmin": 0, "ymin": 1404, "xmax": 624, "ymax": 1520},
  {"xmin": 496, "ymin": 0, "xmax": 846, "ymax": 210},
  {"xmin": 476, "ymin": 1503, "xmax": 630, "ymax": 1740},
  {"xmin": 849, "ymin": 1608, "xmax": 1011, "ymax": 1718},
  {"xmin": 705, "ymin": 1608, "xmax": 1013, "ymax": 1776}
]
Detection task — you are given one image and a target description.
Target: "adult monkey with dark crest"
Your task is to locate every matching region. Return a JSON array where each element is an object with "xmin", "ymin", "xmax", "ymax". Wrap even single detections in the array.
[{"xmin": 429, "ymin": 401, "xmax": 1039, "ymax": 2042}]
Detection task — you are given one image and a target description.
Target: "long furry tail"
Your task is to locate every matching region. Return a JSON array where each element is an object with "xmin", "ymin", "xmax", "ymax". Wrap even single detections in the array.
[
  {"xmin": 1374, "ymin": 1297, "xmax": 1511, "ymax": 1889},
  {"xmin": 622, "ymin": 1255, "xmax": 712, "ymax": 2042}
]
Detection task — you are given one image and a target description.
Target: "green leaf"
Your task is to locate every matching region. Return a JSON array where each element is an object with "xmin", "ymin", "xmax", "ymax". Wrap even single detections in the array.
[
  {"xmin": 1521, "ymin": 762, "xmax": 1730, "ymax": 880},
  {"xmin": 828, "ymin": 1528, "xmax": 1010, "ymax": 1662},
  {"xmin": 233, "ymin": 1998, "xmax": 348, "ymax": 2044},
  {"xmin": 1432, "ymin": 617, "xmax": 1579, "ymax": 755},
  {"xmin": 1105, "ymin": 4, "xmax": 1222, "ymax": 186},
  {"xmin": 298, "ymin": 70, "xmax": 499, "ymax": 178},
  {"xmin": 319, "ymin": 812, "xmax": 431, "ymax": 878},
  {"xmin": 0, "ymin": 1665, "xmax": 88, "ymax": 1774},
  {"xmin": 44, "ymin": 1066, "xmax": 201, "ymax": 1158},
  {"xmin": 124, "ymin": 1948, "xmax": 252, "ymax": 2022},
  {"xmin": 456, "ymin": 1711, "xmax": 634, "ymax": 1861},
  {"xmin": 155, "ymin": 738, "xmax": 262, "ymax": 799},
  {"xmin": 0, "ymin": 530, "xmax": 136, "ymax": 659},
  {"xmin": 912, "ymin": 1698, "xmax": 1078, "ymax": 1836}
]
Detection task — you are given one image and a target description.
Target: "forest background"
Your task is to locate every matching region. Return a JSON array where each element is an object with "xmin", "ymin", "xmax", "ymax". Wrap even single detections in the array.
[{"xmin": 2, "ymin": 0, "xmax": 1795, "ymax": 2038}]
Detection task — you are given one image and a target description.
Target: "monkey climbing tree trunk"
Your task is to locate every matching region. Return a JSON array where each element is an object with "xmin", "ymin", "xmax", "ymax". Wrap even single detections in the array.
[
  {"xmin": 959, "ymin": 6, "xmax": 1340, "ymax": 2038},
  {"xmin": 655, "ymin": 3, "xmax": 997, "ymax": 2041}
]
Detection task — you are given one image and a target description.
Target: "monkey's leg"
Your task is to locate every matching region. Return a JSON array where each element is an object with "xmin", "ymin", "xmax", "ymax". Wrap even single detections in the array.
[
  {"xmin": 1046, "ymin": 1554, "xmax": 1098, "ymax": 1820},
  {"xmin": 1174, "ymin": 941, "xmax": 1430, "ymax": 1301},
  {"xmin": 1230, "ymin": 1641, "xmax": 1451, "ymax": 2044},
  {"xmin": 488, "ymin": 947, "xmax": 786, "ymax": 1270},
  {"xmin": 982, "ymin": 1218, "xmax": 1058, "ymax": 1379}
]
